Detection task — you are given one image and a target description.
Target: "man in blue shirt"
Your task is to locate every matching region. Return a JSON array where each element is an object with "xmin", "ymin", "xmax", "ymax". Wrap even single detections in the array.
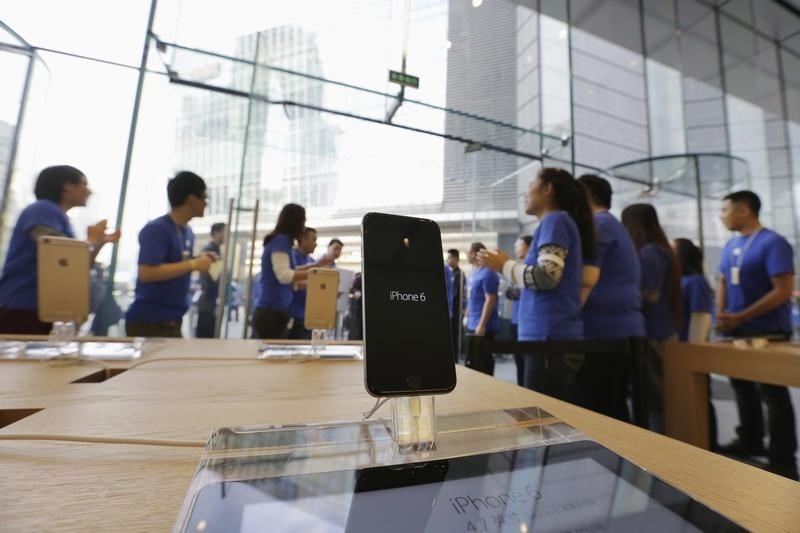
[
  {"xmin": 125, "ymin": 171, "xmax": 217, "ymax": 338},
  {"xmin": 196, "ymin": 222, "xmax": 225, "ymax": 338},
  {"xmin": 716, "ymin": 190, "xmax": 797, "ymax": 480},
  {"xmin": 466, "ymin": 242, "xmax": 500, "ymax": 375},
  {"xmin": 0, "ymin": 165, "xmax": 120, "ymax": 334},
  {"xmin": 577, "ymin": 175, "xmax": 645, "ymax": 422},
  {"xmin": 288, "ymin": 226, "xmax": 319, "ymax": 340}
]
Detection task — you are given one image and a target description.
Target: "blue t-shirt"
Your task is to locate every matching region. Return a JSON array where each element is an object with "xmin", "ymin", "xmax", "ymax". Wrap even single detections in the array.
[
  {"xmin": 718, "ymin": 228, "xmax": 794, "ymax": 334},
  {"xmin": 256, "ymin": 233, "xmax": 296, "ymax": 311},
  {"xmin": 511, "ymin": 298, "xmax": 520, "ymax": 326},
  {"xmin": 583, "ymin": 212, "xmax": 645, "ymax": 339},
  {"xmin": 125, "ymin": 215, "xmax": 195, "ymax": 322},
  {"xmin": 639, "ymin": 243, "xmax": 676, "ymax": 341},
  {"xmin": 289, "ymin": 249, "xmax": 315, "ymax": 319},
  {"xmin": 0, "ymin": 200, "xmax": 75, "ymax": 311},
  {"xmin": 680, "ymin": 273, "xmax": 713, "ymax": 341},
  {"xmin": 466, "ymin": 266, "xmax": 500, "ymax": 332},
  {"xmin": 444, "ymin": 264, "xmax": 454, "ymax": 320},
  {"xmin": 518, "ymin": 211, "xmax": 583, "ymax": 341}
]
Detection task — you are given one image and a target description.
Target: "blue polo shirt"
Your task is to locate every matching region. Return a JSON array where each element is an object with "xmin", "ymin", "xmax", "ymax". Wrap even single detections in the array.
[
  {"xmin": 0, "ymin": 200, "xmax": 75, "ymax": 311},
  {"xmin": 467, "ymin": 266, "xmax": 500, "ymax": 332},
  {"xmin": 289, "ymin": 249, "xmax": 315, "ymax": 319},
  {"xmin": 518, "ymin": 211, "xmax": 584, "ymax": 341},
  {"xmin": 583, "ymin": 211, "xmax": 645, "ymax": 339},
  {"xmin": 639, "ymin": 243, "xmax": 676, "ymax": 341},
  {"xmin": 718, "ymin": 228, "xmax": 794, "ymax": 335},
  {"xmin": 256, "ymin": 233, "xmax": 296, "ymax": 311},
  {"xmin": 125, "ymin": 215, "xmax": 195, "ymax": 322},
  {"xmin": 680, "ymin": 273, "xmax": 713, "ymax": 341}
]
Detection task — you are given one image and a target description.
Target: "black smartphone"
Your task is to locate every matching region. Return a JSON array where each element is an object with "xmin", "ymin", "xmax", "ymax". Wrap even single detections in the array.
[{"xmin": 361, "ymin": 212, "xmax": 457, "ymax": 397}]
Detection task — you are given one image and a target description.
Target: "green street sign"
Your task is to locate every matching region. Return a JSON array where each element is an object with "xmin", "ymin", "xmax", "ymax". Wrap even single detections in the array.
[{"xmin": 389, "ymin": 70, "xmax": 420, "ymax": 89}]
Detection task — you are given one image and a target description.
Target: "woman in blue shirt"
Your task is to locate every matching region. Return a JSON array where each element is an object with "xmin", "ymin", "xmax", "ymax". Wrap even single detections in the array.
[
  {"xmin": 480, "ymin": 167, "xmax": 596, "ymax": 402},
  {"xmin": 621, "ymin": 203, "xmax": 681, "ymax": 432},
  {"xmin": 252, "ymin": 204, "xmax": 332, "ymax": 339},
  {"xmin": 0, "ymin": 165, "xmax": 120, "ymax": 334}
]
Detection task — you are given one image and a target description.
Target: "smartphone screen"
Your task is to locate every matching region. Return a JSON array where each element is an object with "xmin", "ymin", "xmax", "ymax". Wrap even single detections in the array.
[{"xmin": 361, "ymin": 212, "xmax": 456, "ymax": 396}]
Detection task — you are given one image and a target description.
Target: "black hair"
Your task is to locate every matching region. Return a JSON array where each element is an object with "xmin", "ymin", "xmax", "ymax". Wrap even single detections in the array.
[
  {"xmin": 210, "ymin": 223, "xmax": 225, "ymax": 235},
  {"xmin": 673, "ymin": 238, "xmax": 704, "ymax": 276},
  {"xmin": 577, "ymin": 174, "xmax": 612, "ymax": 209},
  {"xmin": 519, "ymin": 235, "xmax": 532, "ymax": 246},
  {"xmin": 264, "ymin": 203, "xmax": 305, "ymax": 246},
  {"xmin": 304, "ymin": 226, "xmax": 317, "ymax": 235},
  {"xmin": 537, "ymin": 167, "xmax": 596, "ymax": 261},
  {"xmin": 167, "ymin": 171, "xmax": 206, "ymax": 208},
  {"xmin": 724, "ymin": 190, "xmax": 761, "ymax": 217},
  {"xmin": 447, "ymin": 248, "xmax": 459, "ymax": 258},
  {"xmin": 329, "ymin": 238, "xmax": 344, "ymax": 247},
  {"xmin": 621, "ymin": 203, "xmax": 682, "ymax": 328},
  {"xmin": 469, "ymin": 242, "xmax": 486, "ymax": 254},
  {"xmin": 34, "ymin": 165, "xmax": 85, "ymax": 203}
]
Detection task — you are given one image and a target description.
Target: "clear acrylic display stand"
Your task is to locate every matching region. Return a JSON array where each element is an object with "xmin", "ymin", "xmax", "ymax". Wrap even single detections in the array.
[
  {"xmin": 173, "ymin": 405, "xmax": 586, "ymax": 532},
  {"xmin": 309, "ymin": 328, "xmax": 328, "ymax": 356}
]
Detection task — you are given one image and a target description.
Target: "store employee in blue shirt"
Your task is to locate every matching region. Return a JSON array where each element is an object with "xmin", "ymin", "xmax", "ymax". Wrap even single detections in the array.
[
  {"xmin": 715, "ymin": 190, "xmax": 797, "ymax": 480},
  {"xmin": 253, "ymin": 204, "xmax": 332, "ymax": 339},
  {"xmin": 288, "ymin": 226, "xmax": 319, "ymax": 340},
  {"xmin": 0, "ymin": 165, "xmax": 120, "ymax": 334},
  {"xmin": 125, "ymin": 171, "xmax": 216, "ymax": 338},
  {"xmin": 466, "ymin": 241, "xmax": 500, "ymax": 375},
  {"xmin": 480, "ymin": 167, "xmax": 596, "ymax": 400},
  {"xmin": 576, "ymin": 174, "xmax": 645, "ymax": 422}
]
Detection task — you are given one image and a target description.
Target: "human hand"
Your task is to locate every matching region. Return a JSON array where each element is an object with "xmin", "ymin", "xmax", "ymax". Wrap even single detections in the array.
[
  {"xmin": 87, "ymin": 219, "xmax": 121, "ymax": 246},
  {"xmin": 193, "ymin": 254, "xmax": 214, "ymax": 272},
  {"xmin": 474, "ymin": 324, "xmax": 486, "ymax": 336},
  {"xmin": 716, "ymin": 312, "xmax": 743, "ymax": 332},
  {"xmin": 202, "ymin": 251, "xmax": 219, "ymax": 262},
  {"xmin": 477, "ymin": 249, "xmax": 509, "ymax": 272}
]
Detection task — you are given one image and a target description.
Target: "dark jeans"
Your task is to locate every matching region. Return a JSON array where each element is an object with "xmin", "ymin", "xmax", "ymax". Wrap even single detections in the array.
[
  {"xmin": 577, "ymin": 350, "xmax": 631, "ymax": 423},
  {"xmin": 288, "ymin": 317, "xmax": 311, "ymax": 340},
  {"xmin": 195, "ymin": 311, "xmax": 216, "ymax": 338},
  {"xmin": 730, "ymin": 378, "xmax": 797, "ymax": 465},
  {"xmin": 252, "ymin": 307, "xmax": 290, "ymax": 340},
  {"xmin": 510, "ymin": 324, "xmax": 524, "ymax": 386},
  {"xmin": 0, "ymin": 308, "xmax": 51, "ymax": 335},
  {"xmin": 524, "ymin": 353, "xmax": 585, "ymax": 406},
  {"xmin": 450, "ymin": 317, "xmax": 462, "ymax": 362},
  {"xmin": 125, "ymin": 320, "xmax": 182, "ymax": 338}
]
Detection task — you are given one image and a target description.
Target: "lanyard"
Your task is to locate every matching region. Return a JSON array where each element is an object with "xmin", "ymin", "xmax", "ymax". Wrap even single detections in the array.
[{"xmin": 734, "ymin": 228, "xmax": 762, "ymax": 268}]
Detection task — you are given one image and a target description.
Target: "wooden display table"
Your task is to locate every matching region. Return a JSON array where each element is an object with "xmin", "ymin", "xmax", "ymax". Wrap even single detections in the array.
[
  {"xmin": 0, "ymin": 338, "xmax": 798, "ymax": 531},
  {"xmin": 664, "ymin": 340, "xmax": 800, "ymax": 451}
]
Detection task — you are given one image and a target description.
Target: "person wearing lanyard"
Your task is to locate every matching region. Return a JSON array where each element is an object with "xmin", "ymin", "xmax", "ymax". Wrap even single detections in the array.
[
  {"xmin": 465, "ymin": 241, "xmax": 500, "ymax": 375},
  {"xmin": 479, "ymin": 167, "xmax": 596, "ymax": 403},
  {"xmin": 0, "ymin": 165, "xmax": 120, "ymax": 334},
  {"xmin": 576, "ymin": 175, "xmax": 645, "ymax": 422},
  {"xmin": 504, "ymin": 235, "xmax": 531, "ymax": 386},
  {"xmin": 125, "ymin": 171, "xmax": 216, "ymax": 338},
  {"xmin": 715, "ymin": 190, "xmax": 797, "ymax": 480},
  {"xmin": 287, "ymin": 226, "xmax": 319, "ymax": 340},
  {"xmin": 252, "ymin": 204, "xmax": 332, "ymax": 339}
]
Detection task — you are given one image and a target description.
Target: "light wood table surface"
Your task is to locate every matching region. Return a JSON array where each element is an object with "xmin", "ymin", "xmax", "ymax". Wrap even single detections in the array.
[
  {"xmin": 664, "ymin": 340, "xmax": 800, "ymax": 450},
  {"xmin": 0, "ymin": 338, "xmax": 798, "ymax": 532}
]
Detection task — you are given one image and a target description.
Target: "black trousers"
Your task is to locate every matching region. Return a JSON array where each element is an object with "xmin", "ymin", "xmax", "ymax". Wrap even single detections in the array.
[
  {"xmin": 251, "ymin": 307, "xmax": 290, "ymax": 340},
  {"xmin": 287, "ymin": 317, "xmax": 311, "ymax": 340},
  {"xmin": 576, "ymin": 350, "xmax": 631, "ymax": 423},
  {"xmin": 465, "ymin": 331, "xmax": 495, "ymax": 375},
  {"xmin": 125, "ymin": 320, "xmax": 182, "ymax": 338},
  {"xmin": 524, "ymin": 353, "xmax": 584, "ymax": 406},
  {"xmin": 510, "ymin": 324, "xmax": 525, "ymax": 386},
  {"xmin": 730, "ymin": 378, "xmax": 797, "ymax": 465},
  {"xmin": 195, "ymin": 311, "xmax": 216, "ymax": 338}
]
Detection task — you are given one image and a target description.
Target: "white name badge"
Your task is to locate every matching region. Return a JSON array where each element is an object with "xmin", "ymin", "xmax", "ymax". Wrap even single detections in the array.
[{"xmin": 731, "ymin": 266, "xmax": 740, "ymax": 286}]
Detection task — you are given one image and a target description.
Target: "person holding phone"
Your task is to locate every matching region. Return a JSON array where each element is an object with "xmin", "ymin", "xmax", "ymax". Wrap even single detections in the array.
[
  {"xmin": 0, "ymin": 165, "xmax": 120, "ymax": 334},
  {"xmin": 252, "ymin": 204, "xmax": 332, "ymax": 339},
  {"xmin": 125, "ymin": 171, "xmax": 215, "ymax": 338},
  {"xmin": 479, "ymin": 167, "xmax": 595, "ymax": 403}
]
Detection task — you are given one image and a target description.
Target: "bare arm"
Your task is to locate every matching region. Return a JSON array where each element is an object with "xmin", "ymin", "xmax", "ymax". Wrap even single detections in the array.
[
  {"xmin": 736, "ymin": 274, "xmax": 794, "ymax": 322},
  {"xmin": 687, "ymin": 312, "xmax": 712, "ymax": 342},
  {"xmin": 138, "ymin": 261, "xmax": 193, "ymax": 283},
  {"xmin": 716, "ymin": 274, "xmax": 727, "ymax": 317},
  {"xmin": 581, "ymin": 265, "xmax": 600, "ymax": 305},
  {"xmin": 476, "ymin": 294, "xmax": 497, "ymax": 335}
]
